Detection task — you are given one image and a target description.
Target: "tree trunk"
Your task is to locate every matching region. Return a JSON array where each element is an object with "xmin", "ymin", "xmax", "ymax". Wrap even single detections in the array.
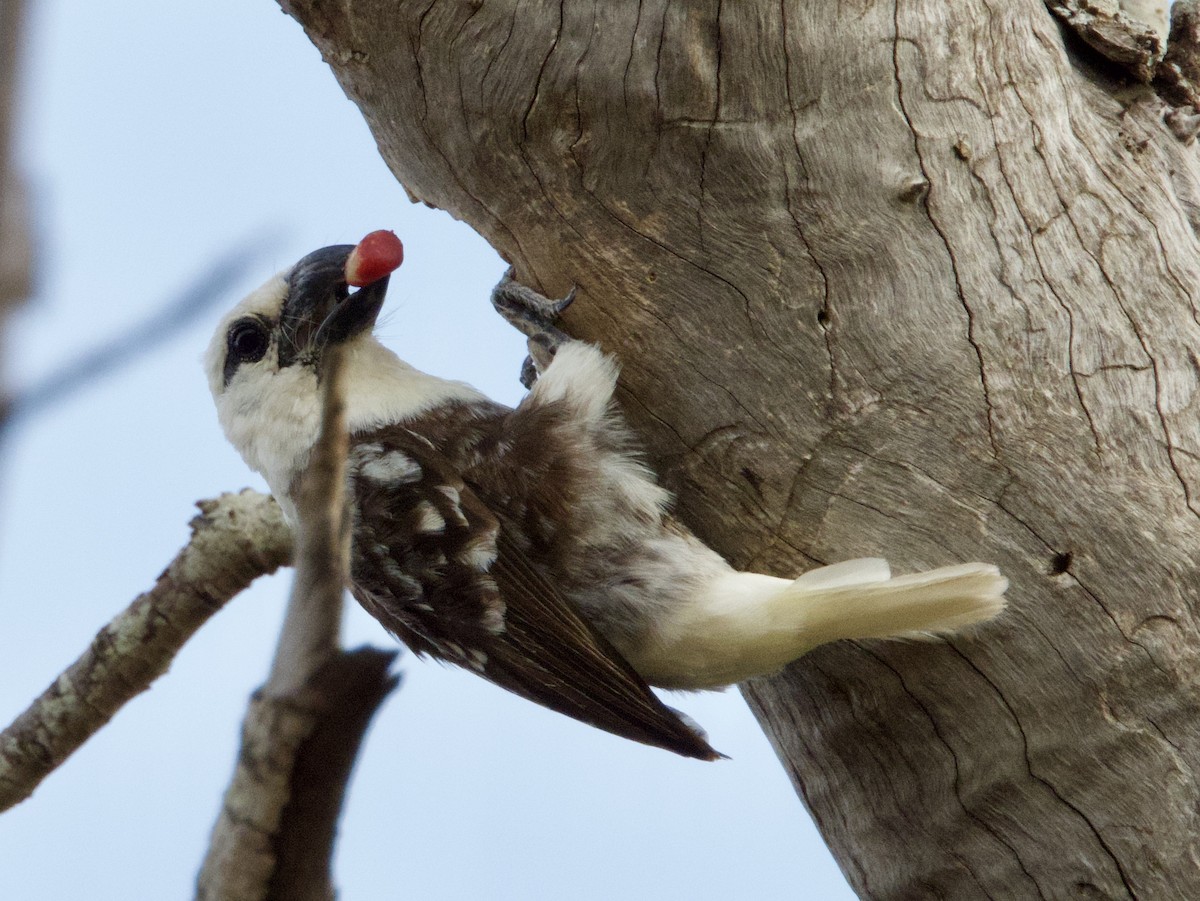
[{"xmin": 279, "ymin": 1, "xmax": 1200, "ymax": 896}]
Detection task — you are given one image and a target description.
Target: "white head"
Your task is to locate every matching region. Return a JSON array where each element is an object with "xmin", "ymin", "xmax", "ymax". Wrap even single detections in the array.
[{"xmin": 205, "ymin": 244, "xmax": 483, "ymax": 511}]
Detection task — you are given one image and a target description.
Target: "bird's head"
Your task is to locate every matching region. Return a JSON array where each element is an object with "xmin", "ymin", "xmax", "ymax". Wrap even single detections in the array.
[
  {"xmin": 205, "ymin": 243, "xmax": 390, "ymax": 400},
  {"xmin": 206, "ymin": 237, "xmax": 480, "ymax": 509},
  {"xmin": 204, "ymin": 243, "xmax": 393, "ymax": 503}
]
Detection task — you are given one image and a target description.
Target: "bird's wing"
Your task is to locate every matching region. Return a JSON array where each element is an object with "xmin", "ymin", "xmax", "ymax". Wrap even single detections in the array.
[{"xmin": 347, "ymin": 427, "xmax": 720, "ymax": 760}]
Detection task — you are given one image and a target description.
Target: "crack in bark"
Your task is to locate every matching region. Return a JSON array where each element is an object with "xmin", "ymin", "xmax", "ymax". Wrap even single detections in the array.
[
  {"xmin": 1073, "ymin": 238, "xmax": 1200, "ymax": 519},
  {"xmin": 1136, "ymin": 332, "xmax": 1200, "ymax": 516},
  {"xmin": 986, "ymin": 53, "xmax": 1169, "ymax": 475},
  {"xmin": 993, "ymin": 496, "xmax": 1132, "ymax": 640},
  {"xmin": 1023, "ymin": 616, "xmax": 1093, "ymax": 686},
  {"xmin": 1127, "ymin": 636, "xmax": 1177, "ymax": 686},
  {"xmin": 1002, "ymin": 59, "xmax": 1200, "ymax": 520},
  {"xmin": 975, "ymin": 30, "xmax": 1117, "ymax": 459},
  {"xmin": 567, "ymin": 146, "xmax": 778, "ymax": 358},
  {"xmin": 413, "ymin": 1, "xmax": 438, "ymax": 122},
  {"xmin": 1076, "ymin": 362, "xmax": 1153, "ymax": 376},
  {"xmin": 677, "ymin": 6, "xmax": 795, "ymax": 353},
  {"xmin": 563, "ymin": 2, "xmax": 605, "ymax": 207},
  {"xmin": 396, "ymin": 4, "xmax": 527, "ymax": 259},
  {"xmin": 948, "ymin": 645, "xmax": 1139, "ymax": 898},
  {"xmin": 562, "ymin": 177, "xmax": 793, "ymax": 446},
  {"xmin": 449, "ymin": 2, "xmax": 482, "ymax": 55},
  {"xmin": 618, "ymin": 384, "xmax": 690, "ymax": 450},
  {"xmin": 891, "ymin": 6, "xmax": 1002, "ymax": 458},
  {"xmin": 696, "ymin": 0, "xmax": 720, "ymax": 263},
  {"xmin": 830, "ymin": 487, "xmax": 901, "ymax": 524},
  {"xmin": 730, "ymin": 450, "xmax": 830, "ymax": 570},
  {"xmin": 696, "ymin": 1, "xmax": 722, "ymax": 259},
  {"xmin": 1033, "ymin": 255, "xmax": 1105, "ymax": 453},
  {"xmin": 810, "ymin": 656, "xmax": 945, "ymax": 852},
  {"xmin": 861, "ymin": 646, "xmax": 1049, "ymax": 899},
  {"xmin": 621, "ymin": 1, "xmax": 645, "ymax": 113},
  {"xmin": 993, "ymin": 112, "xmax": 1116, "ymax": 458},
  {"xmin": 518, "ymin": 3, "xmax": 562, "ymax": 143},
  {"xmin": 510, "ymin": 3, "xmax": 573, "ymax": 259},
  {"xmin": 778, "ymin": 0, "xmax": 836, "ymax": 408},
  {"xmin": 479, "ymin": 6, "xmax": 516, "ymax": 87},
  {"xmin": 1065, "ymin": 104, "xmax": 1200, "ymax": 332}
]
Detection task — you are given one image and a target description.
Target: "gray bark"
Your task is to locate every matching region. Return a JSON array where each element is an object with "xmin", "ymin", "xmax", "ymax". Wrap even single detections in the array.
[{"xmin": 280, "ymin": 1, "xmax": 1200, "ymax": 896}]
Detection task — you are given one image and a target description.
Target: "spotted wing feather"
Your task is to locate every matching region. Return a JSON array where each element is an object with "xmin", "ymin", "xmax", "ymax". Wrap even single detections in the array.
[{"xmin": 347, "ymin": 428, "xmax": 719, "ymax": 760}]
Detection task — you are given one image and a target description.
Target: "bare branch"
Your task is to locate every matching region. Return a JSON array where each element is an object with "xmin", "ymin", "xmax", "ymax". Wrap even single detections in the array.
[
  {"xmin": 266, "ymin": 343, "xmax": 351, "ymax": 697},
  {"xmin": 0, "ymin": 490, "xmax": 292, "ymax": 813},
  {"xmin": 198, "ymin": 343, "xmax": 396, "ymax": 901},
  {"xmin": 195, "ymin": 649, "xmax": 398, "ymax": 901},
  {"xmin": 267, "ymin": 648, "xmax": 399, "ymax": 901}
]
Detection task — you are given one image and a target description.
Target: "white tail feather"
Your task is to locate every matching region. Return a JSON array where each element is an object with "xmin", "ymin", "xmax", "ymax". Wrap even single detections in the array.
[
  {"xmin": 789, "ymin": 557, "xmax": 891, "ymax": 590},
  {"xmin": 784, "ymin": 561, "xmax": 1007, "ymax": 649},
  {"xmin": 634, "ymin": 560, "xmax": 1007, "ymax": 690}
]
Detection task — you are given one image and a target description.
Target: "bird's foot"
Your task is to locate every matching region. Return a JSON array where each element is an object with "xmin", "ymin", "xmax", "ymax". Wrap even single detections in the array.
[{"xmin": 490, "ymin": 267, "xmax": 576, "ymax": 388}]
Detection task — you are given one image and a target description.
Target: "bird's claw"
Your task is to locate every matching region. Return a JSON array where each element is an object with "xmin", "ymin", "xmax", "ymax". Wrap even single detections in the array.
[
  {"xmin": 518, "ymin": 356, "xmax": 540, "ymax": 390},
  {"xmin": 491, "ymin": 267, "xmax": 576, "ymax": 388},
  {"xmin": 491, "ymin": 267, "xmax": 576, "ymax": 334}
]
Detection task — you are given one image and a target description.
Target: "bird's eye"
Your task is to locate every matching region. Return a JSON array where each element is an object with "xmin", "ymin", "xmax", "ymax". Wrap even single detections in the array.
[{"xmin": 227, "ymin": 318, "xmax": 269, "ymax": 365}]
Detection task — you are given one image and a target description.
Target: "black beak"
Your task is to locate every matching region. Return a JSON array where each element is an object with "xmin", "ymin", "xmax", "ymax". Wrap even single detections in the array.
[{"xmin": 278, "ymin": 244, "xmax": 390, "ymax": 367}]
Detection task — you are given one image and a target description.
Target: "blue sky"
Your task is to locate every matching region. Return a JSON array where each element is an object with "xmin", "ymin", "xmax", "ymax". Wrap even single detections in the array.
[{"xmin": 0, "ymin": 4, "xmax": 854, "ymax": 898}]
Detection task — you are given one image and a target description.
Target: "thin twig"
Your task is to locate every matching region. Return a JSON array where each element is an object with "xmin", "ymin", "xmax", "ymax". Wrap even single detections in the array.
[
  {"xmin": 266, "ymin": 343, "xmax": 350, "ymax": 696},
  {"xmin": 197, "ymin": 343, "xmax": 397, "ymax": 901},
  {"xmin": 0, "ymin": 490, "xmax": 292, "ymax": 813}
]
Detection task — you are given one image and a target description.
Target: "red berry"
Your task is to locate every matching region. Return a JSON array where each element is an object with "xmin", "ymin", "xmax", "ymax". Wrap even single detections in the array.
[{"xmin": 345, "ymin": 230, "xmax": 404, "ymax": 287}]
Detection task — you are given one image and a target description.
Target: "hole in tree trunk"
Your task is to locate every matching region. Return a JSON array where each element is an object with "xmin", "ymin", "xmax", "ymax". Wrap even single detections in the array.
[{"xmin": 1049, "ymin": 552, "xmax": 1073, "ymax": 575}]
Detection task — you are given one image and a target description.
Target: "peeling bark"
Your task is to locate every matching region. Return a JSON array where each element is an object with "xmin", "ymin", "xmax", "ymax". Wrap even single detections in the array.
[
  {"xmin": 1157, "ymin": 2, "xmax": 1200, "ymax": 142},
  {"xmin": 279, "ymin": 1, "xmax": 1200, "ymax": 896},
  {"xmin": 1047, "ymin": 0, "xmax": 1169, "ymax": 81}
]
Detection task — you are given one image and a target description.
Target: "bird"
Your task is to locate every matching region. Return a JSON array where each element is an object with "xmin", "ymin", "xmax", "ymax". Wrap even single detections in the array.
[{"xmin": 205, "ymin": 239, "xmax": 1007, "ymax": 760}]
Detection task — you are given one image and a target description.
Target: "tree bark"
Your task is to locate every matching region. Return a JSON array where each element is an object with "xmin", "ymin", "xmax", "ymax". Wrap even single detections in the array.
[{"xmin": 280, "ymin": 1, "xmax": 1200, "ymax": 896}]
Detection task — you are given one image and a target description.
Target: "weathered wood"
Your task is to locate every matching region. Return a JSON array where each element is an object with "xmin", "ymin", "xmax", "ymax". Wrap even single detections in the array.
[
  {"xmin": 280, "ymin": 0, "xmax": 1200, "ymax": 896},
  {"xmin": 1157, "ymin": 0, "xmax": 1200, "ymax": 142},
  {"xmin": 1047, "ymin": 0, "xmax": 1168, "ymax": 80}
]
